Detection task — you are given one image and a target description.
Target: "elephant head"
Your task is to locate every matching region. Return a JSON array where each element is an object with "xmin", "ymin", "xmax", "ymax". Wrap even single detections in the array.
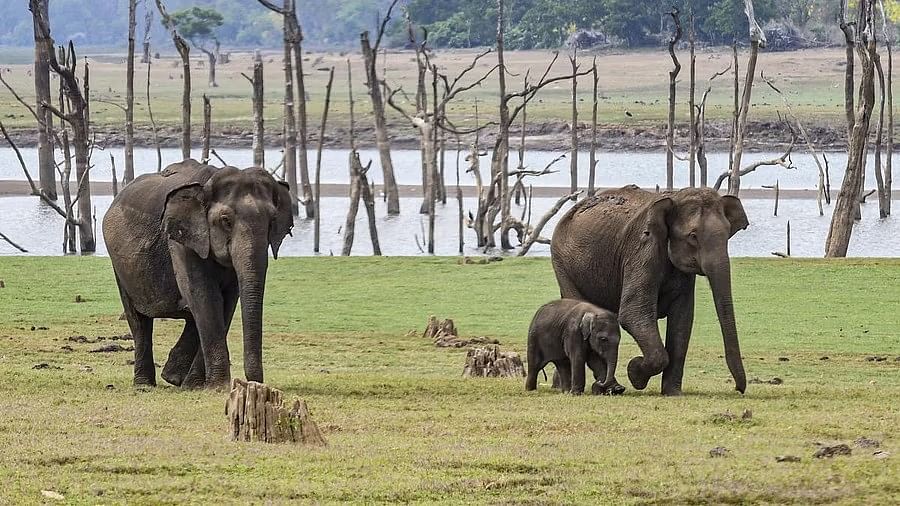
[
  {"xmin": 162, "ymin": 166, "xmax": 293, "ymax": 382},
  {"xmin": 648, "ymin": 188, "xmax": 749, "ymax": 393},
  {"xmin": 580, "ymin": 311, "xmax": 620, "ymax": 390}
]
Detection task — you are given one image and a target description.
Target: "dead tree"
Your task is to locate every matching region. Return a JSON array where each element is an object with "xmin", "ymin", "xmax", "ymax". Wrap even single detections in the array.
[
  {"xmin": 146, "ymin": 49, "xmax": 162, "ymax": 172},
  {"xmin": 827, "ymin": 0, "xmax": 878, "ymax": 258},
  {"xmin": 517, "ymin": 190, "xmax": 582, "ymax": 256},
  {"xmin": 201, "ymin": 95, "xmax": 211, "ymax": 162},
  {"xmin": 156, "ymin": 0, "xmax": 191, "ymax": 160},
  {"xmin": 688, "ymin": 12, "xmax": 697, "ymax": 188},
  {"xmin": 242, "ymin": 52, "xmax": 265, "ymax": 167},
  {"xmin": 873, "ymin": 49, "xmax": 887, "ymax": 217},
  {"xmin": 124, "ymin": 0, "xmax": 137, "ymax": 184},
  {"xmin": 30, "ymin": 1, "xmax": 95, "ymax": 252},
  {"xmin": 31, "ymin": 0, "xmax": 56, "ymax": 200},
  {"xmin": 728, "ymin": 0, "xmax": 767, "ymax": 196},
  {"xmin": 141, "ymin": 9, "xmax": 153, "ymax": 64},
  {"xmin": 226, "ymin": 379, "xmax": 326, "ymax": 445},
  {"xmin": 840, "ymin": 0, "xmax": 856, "ymax": 138},
  {"xmin": 313, "ymin": 67, "xmax": 335, "ymax": 254},
  {"xmin": 360, "ymin": 0, "xmax": 401, "ymax": 215},
  {"xmin": 666, "ymin": 8, "xmax": 682, "ymax": 191},
  {"xmin": 0, "ymin": 231, "xmax": 27, "ymax": 253},
  {"xmin": 762, "ymin": 76, "xmax": 828, "ymax": 215},
  {"xmin": 342, "ymin": 59, "xmax": 361, "ymax": 256},
  {"xmin": 589, "ymin": 58, "xmax": 598, "ymax": 194},
  {"xmin": 257, "ymin": 0, "xmax": 313, "ymax": 217},
  {"xmin": 495, "ymin": 0, "xmax": 513, "ymax": 249},
  {"xmin": 696, "ymin": 64, "xmax": 732, "ymax": 187},
  {"xmin": 569, "ymin": 51, "xmax": 579, "ymax": 193},
  {"xmin": 876, "ymin": 0, "xmax": 893, "ymax": 217}
]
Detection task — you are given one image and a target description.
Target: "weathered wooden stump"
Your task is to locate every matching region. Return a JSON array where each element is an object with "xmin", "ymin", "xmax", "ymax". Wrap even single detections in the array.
[
  {"xmin": 463, "ymin": 346, "xmax": 526, "ymax": 378},
  {"xmin": 423, "ymin": 315, "xmax": 457, "ymax": 340},
  {"xmin": 225, "ymin": 378, "xmax": 326, "ymax": 446},
  {"xmin": 423, "ymin": 315, "xmax": 500, "ymax": 348}
]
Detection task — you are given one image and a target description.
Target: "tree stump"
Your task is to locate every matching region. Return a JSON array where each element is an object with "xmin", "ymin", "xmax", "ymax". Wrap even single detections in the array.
[
  {"xmin": 225, "ymin": 378, "xmax": 326, "ymax": 446},
  {"xmin": 423, "ymin": 315, "xmax": 457, "ymax": 340},
  {"xmin": 462, "ymin": 346, "xmax": 526, "ymax": 378}
]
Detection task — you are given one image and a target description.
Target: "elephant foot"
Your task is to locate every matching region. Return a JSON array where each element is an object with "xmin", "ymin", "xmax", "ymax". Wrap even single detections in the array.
[
  {"xmin": 161, "ymin": 364, "xmax": 186, "ymax": 387},
  {"xmin": 627, "ymin": 357, "xmax": 651, "ymax": 391},
  {"xmin": 592, "ymin": 380, "xmax": 626, "ymax": 396},
  {"xmin": 661, "ymin": 388, "xmax": 683, "ymax": 397},
  {"xmin": 133, "ymin": 375, "xmax": 157, "ymax": 388}
]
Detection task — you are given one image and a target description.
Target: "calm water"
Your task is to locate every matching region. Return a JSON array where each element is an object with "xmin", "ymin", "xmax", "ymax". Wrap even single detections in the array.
[
  {"xmin": 2, "ymin": 146, "xmax": 899, "ymax": 190},
  {"xmin": 0, "ymin": 147, "xmax": 898, "ymax": 257}
]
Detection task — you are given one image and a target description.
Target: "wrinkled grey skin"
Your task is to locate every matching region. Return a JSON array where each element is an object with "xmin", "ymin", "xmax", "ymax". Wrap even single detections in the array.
[
  {"xmin": 525, "ymin": 299, "xmax": 623, "ymax": 395},
  {"xmin": 551, "ymin": 185, "xmax": 749, "ymax": 396},
  {"xmin": 103, "ymin": 160, "xmax": 293, "ymax": 389}
]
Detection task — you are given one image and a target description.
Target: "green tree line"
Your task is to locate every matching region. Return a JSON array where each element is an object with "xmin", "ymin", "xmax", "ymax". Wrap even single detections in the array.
[{"xmin": 0, "ymin": 0, "xmax": 873, "ymax": 50}]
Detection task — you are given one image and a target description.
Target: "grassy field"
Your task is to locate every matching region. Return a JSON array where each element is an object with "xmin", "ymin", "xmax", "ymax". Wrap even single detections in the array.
[
  {"xmin": 0, "ymin": 47, "xmax": 852, "ymax": 133},
  {"xmin": 0, "ymin": 257, "xmax": 898, "ymax": 504}
]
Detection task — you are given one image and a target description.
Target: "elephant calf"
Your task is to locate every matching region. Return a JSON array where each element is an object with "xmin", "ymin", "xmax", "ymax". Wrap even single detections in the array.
[{"xmin": 525, "ymin": 299, "xmax": 624, "ymax": 395}]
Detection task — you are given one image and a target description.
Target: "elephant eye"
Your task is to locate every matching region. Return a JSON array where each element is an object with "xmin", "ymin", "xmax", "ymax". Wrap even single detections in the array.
[
  {"xmin": 221, "ymin": 214, "xmax": 233, "ymax": 229},
  {"xmin": 688, "ymin": 231, "xmax": 699, "ymax": 242}
]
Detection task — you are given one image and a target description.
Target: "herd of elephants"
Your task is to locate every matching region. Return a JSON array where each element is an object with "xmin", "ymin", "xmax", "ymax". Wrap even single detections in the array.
[{"xmin": 104, "ymin": 160, "xmax": 749, "ymax": 396}]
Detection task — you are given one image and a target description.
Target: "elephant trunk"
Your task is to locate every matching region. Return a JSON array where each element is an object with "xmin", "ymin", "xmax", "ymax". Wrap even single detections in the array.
[
  {"xmin": 602, "ymin": 341, "xmax": 619, "ymax": 389},
  {"xmin": 233, "ymin": 232, "xmax": 269, "ymax": 383},
  {"xmin": 703, "ymin": 256, "xmax": 746, "ymax": 394}
]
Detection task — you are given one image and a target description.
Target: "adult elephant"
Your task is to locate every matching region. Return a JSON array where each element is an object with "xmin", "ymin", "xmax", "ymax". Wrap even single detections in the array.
[
  {"xmin": 103, "ymin": 160, "xmax": 293, "ymax": 389},
  {"xmin": 550, "ymin": 185, "xmax": 749, "ymax": 396}
]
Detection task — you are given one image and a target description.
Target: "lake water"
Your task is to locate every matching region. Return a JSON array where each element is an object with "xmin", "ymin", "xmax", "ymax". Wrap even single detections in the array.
[{"xmin": 1, "ymin": 147, "xmax": 898, "ymax": 257}]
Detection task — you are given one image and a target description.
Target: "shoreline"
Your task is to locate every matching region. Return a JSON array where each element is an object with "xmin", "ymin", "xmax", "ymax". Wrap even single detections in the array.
[
  {"xmin": 0, "ymin": 180, "xmax": 851, "ymax": 200},
  {"xmin": 0, "ymin": 118, "xmax": 847, "ymax": 153}
]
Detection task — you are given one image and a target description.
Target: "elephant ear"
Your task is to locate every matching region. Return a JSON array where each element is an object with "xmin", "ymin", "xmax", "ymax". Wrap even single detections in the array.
[
  {"xmin": 269, "ymin": 180, "xmax": 294, "ymax": 259},
  {"xmin": 580, "ymin": 313, "xmax": 595, "ymax": 341},
  {"xmin": 722, "ymin": 195, "xmax": 749, "ymax": 238},
  {"xmin": 163, "ymin": 183, "xmax": 210, "ymax": 259},
  {"xmin": 645, "ymin": 197, "xmax": 674, "ymax": 239}
]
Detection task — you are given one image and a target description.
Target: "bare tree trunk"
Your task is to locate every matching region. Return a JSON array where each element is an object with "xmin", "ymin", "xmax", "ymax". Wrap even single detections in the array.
[
  {"xmin": 342, "ymin": 152, "xmax": 362, "ymax": 256},
  {"xmin": 730, "ymin": 42, "xmax": 739, "ymax": 175},
  {"xmin": 666, "ymin": 8, "xmax": 682, "ymax": 191},
  {"xmin": 125, "ymin": 0, "xmax": 136, "ymax": 184},
  {"xmin": 250, "ymin": 52, "xmax": 265, "ymax": 167},
  {"xmin": 141, "ymin": 9, "xmax": 153, "ymax": 64},
  {"xmin": 290, "ymin": 13, "xmax": 314, "ymax": 219},
  {"xmin": 729, "ymin": 0, "xmax": 766, "ymax": 197},
  {"xmin": 61, "ymin": 130, "xmax": 76, "ymax": 253},
  {"xmin": 313, "ymin": 67, "xmax": 335, "ymax": 254},
  {"xmin": 146, "ymin": 52, "xmax": 162, "ymax": 172},
  {"xmin": 497, "ymin": 0, "xmax": 512, "ymax": 250},
  {"xmin": 32, "ymin": 0, "xmax": 56, "ymax": 200},
  {"xmin": 202, "ymin": 94, "xmax": 211, "ymax": 162},
  {"xmin": 879, "ymin": 0, "xmax": 893, "ymax": 216},
  {"xmin": 569, "ymin": 52, "xmax": 578, "ymax": 193},
  {"xmin": 156, "ymin": 0, "xmax": 191, "ymax": 160},
  {"xmin": 201, "ymin": 48, "xmax": 217, "ymax": 88},
  {"xmin": 589, "ymin": 58, "xmax": 598, "ymax": 194},
  {"xmin": 281, "ymin": 0, "xmax": 299, "ymax": 216},
  {"xmin": 359, "ymin": 2, "xmax": 401, "ymax": 215},
  {"xmin": 358, "ymin": 169, "xmax": 381, "ymax": 256},
  {"xmin": 840, "ymin": 0, "xmax": 856, "ymax": 137},
  {"xmin": 456, "ymin": 138, "xmax": 464, "ymax": 254},
  {"xmin": 110, "ymin": 153, "xmax": 119, "ymax": 197},
  {"xmin": 827, "ymin": 1, "xmax": 877, "ymax": 257},
  {"xmin": 688, "ymin": 12, "xmax": 697, "ymax": 188},
  {"xmin": 874, "ymin": 51, "xmax": 888, "ymax": 218}
]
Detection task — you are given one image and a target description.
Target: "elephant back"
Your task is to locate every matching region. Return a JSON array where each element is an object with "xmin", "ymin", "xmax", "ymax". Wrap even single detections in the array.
[{"xmin": 110, "ymin": 159, "xmax": 218, "ymax": 220}]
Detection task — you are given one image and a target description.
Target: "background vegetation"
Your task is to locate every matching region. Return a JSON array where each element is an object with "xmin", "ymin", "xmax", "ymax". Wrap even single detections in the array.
[
  {"xmin": 2, "ymin": 0, "xmax": 899, "ymax": 51},
  {"xmin": 0, "ymin": 257, "xmax": 898, "ymax": 503}
]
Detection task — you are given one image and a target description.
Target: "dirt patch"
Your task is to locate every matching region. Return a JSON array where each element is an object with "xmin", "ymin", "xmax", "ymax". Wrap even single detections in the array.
[
  {"xmin": 775, "ymin": 455, "xmax": 801, "ymax": 463},
  {"xmin": 854, "ymin": 437, "xmax": 881, "ymax": 449},
  {"xmin": 709, "ymin": 409, "xmax": 754, "ymax": 425},
  {"xmin": 709, "ymin": 447, "xmax": 730, "ymax": 458},
  {"xmin": 67, "ymin": 334, "xmax": 133, "ymax": 344},
  {"xmin": 32, "ymin": 363, "xmax": 61, "ymax": 370},
  {"xmin": 749, "ymin": 377, "xmax": 783, "ymax": 385}
]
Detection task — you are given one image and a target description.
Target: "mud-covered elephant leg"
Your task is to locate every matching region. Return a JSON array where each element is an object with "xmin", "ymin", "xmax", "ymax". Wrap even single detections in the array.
[
  {"xmin": 662, "ymin": 285, "xmax": 696, "ymax": 396},
  {"xmin": 161, "ymin": 319, "xmax": 200, "ymax": 387}
]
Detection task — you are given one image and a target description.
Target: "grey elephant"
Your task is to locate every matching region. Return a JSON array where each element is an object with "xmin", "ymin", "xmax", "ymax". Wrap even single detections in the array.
[
  {"xmin": 525, "ymin": 299, "xmax": 623, "ymax": 395},
  {"xmin": 551, "ymin": 185, "xmax": 749, "ymax": 396},
  {"xmin": 103, "ymin": 160, "xmax": 293, "ymax": 389}
]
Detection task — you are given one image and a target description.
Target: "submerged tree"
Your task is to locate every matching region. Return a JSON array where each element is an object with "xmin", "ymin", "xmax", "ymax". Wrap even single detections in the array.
[
  {"xmin": 31, "ymin": 0, "xmax": 56, "ymax": 200},
  {"xmin": 156, "ymin": 0, "xmax": 192, "ymax": 160}
]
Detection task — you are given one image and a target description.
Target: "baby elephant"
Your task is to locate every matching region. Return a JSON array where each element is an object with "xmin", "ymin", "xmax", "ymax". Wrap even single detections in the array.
[{"xmin": 526, "ymin": 299, "xmax": 624, "ymax": 395}]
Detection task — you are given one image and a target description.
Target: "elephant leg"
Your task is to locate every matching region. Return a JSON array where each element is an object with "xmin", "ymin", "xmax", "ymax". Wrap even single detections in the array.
[
  {"xmin": 552, "ymin": 360, "xmax": 572, "ymax": 392},
  {"xmin": 619, "ymin": 277, "xmax": 669, "ymax": 391},
  {"xmin": 662, "ymin": 289, "xmax": 696, "ymax": 396},
  {"xmin": 525, "ymin": 351, "xmax": 543, "ymax": 391},
  {"xmin": 181, "ymin": 349, "xmax": 207, "ymax": 389},
  {"xmin": 161, "ymin": 319, "xmax": 199, "ymax": 387},
  {"xmin": 180, "ymin": 284, "xmax": 240, "ymax": 389},
  {"xmin": 587, "ymin": 352, "xmax": 607, "ymax": 382},
  {"xmin": 570, "ymin": 352, "xmax": 586, "ymax": 395},
  {"xmin": 588, "ymin": 353, "xmax": 625, "ymax": 395},
  {"xmin": 116, "ymin": 276, "xmax": 156, "ymax": 387}
]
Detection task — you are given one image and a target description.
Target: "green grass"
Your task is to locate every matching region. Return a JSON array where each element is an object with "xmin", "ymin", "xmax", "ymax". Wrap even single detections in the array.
[{"xmin": 0, "ymin": 257, "xmax": 898, "ymax": 504}]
